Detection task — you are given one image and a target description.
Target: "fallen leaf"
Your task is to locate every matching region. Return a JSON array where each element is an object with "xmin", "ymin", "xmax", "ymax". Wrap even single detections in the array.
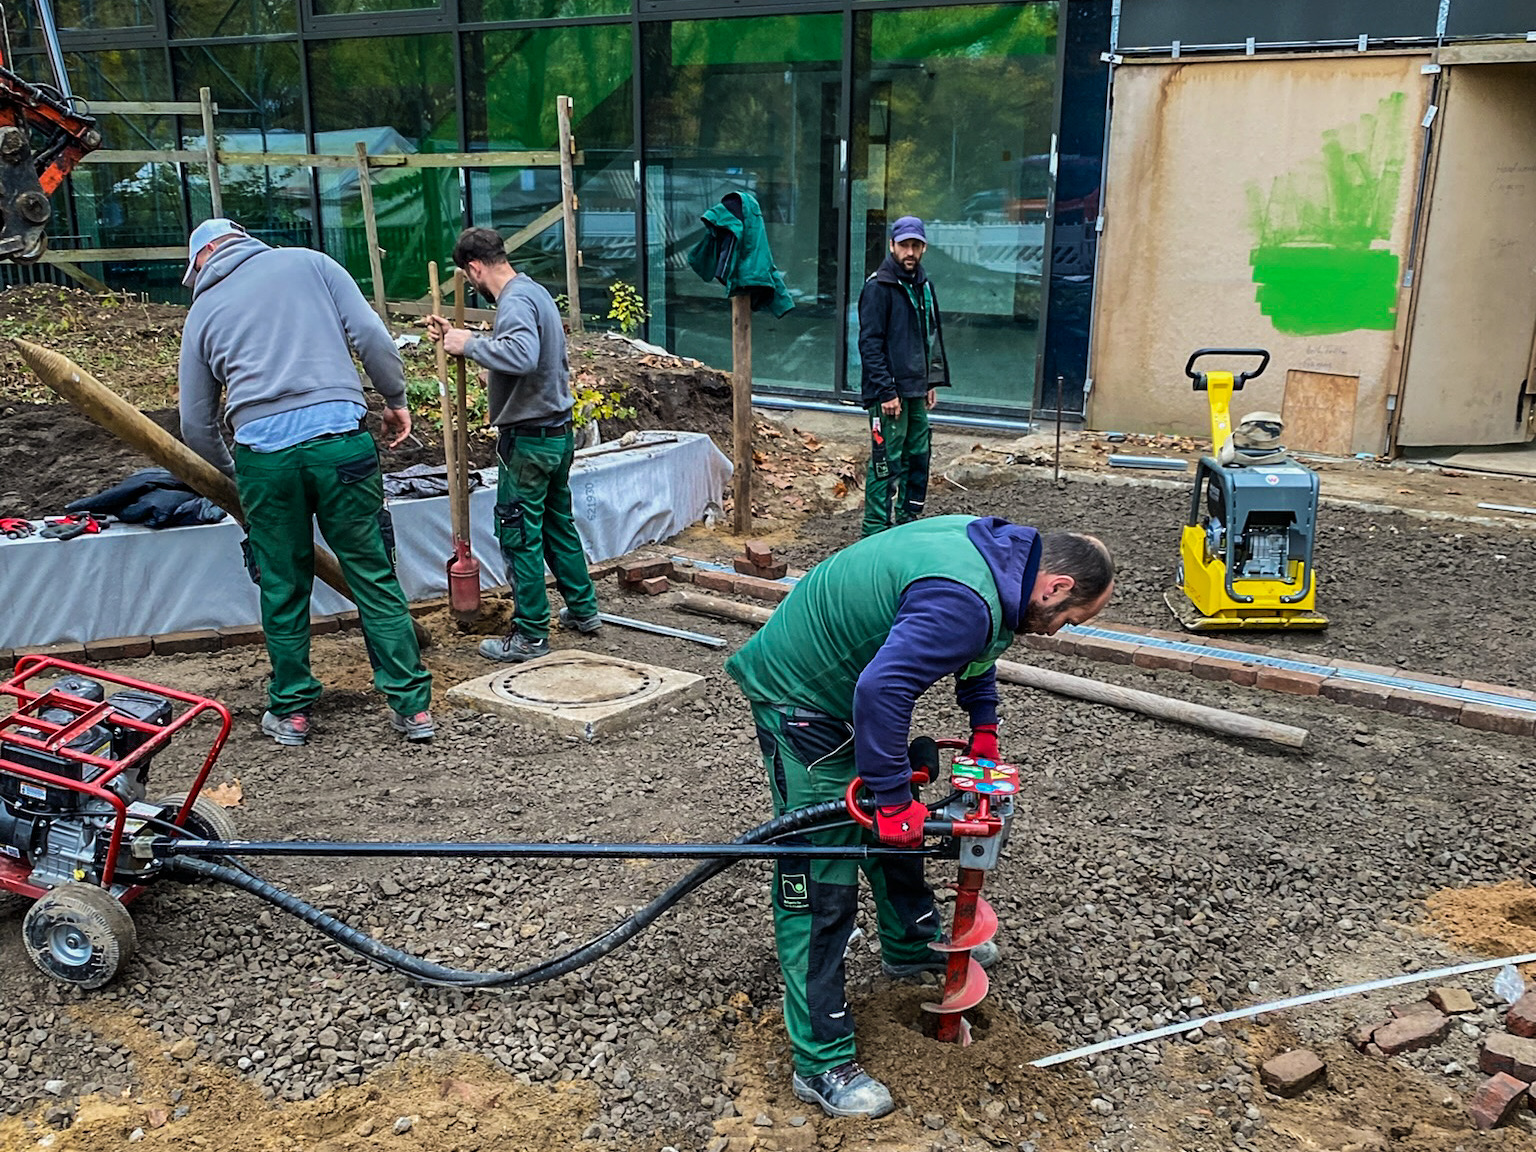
[
  {"xmin": 203, "ymin": 779, "xmax": 244, "ymax": 808},
  {"xmin": 832, "ymin": 481, "xmax": 848, "ymax": 499}
]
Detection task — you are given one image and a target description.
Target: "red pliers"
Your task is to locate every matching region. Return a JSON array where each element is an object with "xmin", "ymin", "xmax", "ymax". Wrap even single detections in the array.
[
  {"xmin": 40, "ymin": 514, "xmax": 106, "ymax": 540},
  {"xmin": 0, "ymin": 518, "xmax": 34, "ymax": 539}
]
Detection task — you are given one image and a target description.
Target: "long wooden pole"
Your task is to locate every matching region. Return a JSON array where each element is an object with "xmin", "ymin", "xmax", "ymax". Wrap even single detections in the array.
[
  {"xmin": 731, "ymin": 293, "xmax": 753, "ymax": 534},
  {"xmin": 428, "ymin": 261, "xmax": 461, "ymax": 537},
  {"xmin": 354, "ymin": 141, "xmax": 391, "ymax": 333},
  {"xmin": 199, "ymin": 87, "xmax": 222, "ymax": 220},
  {"xmin": 452, "ymin": 271, "xmax": 471, "ymax": 546},
  {"xmin": 666, "ymin": 590, "xmax": 1309, "ymax": 750},
  {"xmin": 12, "ymin": 338, "xmax": 431, "ymax": 649},
  {"xmin": 556, "ymin": 94, "xmax": 583, "ymax": 332}
]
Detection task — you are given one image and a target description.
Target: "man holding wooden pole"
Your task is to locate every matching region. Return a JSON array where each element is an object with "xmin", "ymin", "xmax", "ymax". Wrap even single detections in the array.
[
  {"xmin": 723, "ymin": 515, "xmax": 1113, "ymax": 1119},
  {"xmin": 178, "ymin": 218, "xmax": 435, "ymax": 747},
  {"xmin": 427, "ymin": 226, "xmax": 601, "ymax": 663}
]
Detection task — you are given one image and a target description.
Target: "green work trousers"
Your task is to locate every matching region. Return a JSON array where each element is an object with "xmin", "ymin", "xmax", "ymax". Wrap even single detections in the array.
[
  {"xmin": 861, "ymin": 399, "xmax": 932, "ymax": 538},
  {"xmin": 750, "ymin": 702, "xmax": 940, "ymax": 1076},
  {"xmin": 494, "ymin": 428, "xmax": 599, "ymax": 641},
  {"xmin": 233, "ymin": 431, "xmax": 433, "ymax": 719}
]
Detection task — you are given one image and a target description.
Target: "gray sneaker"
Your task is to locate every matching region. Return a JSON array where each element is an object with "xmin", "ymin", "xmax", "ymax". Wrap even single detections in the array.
[
  {"xmin": 882, "ymin": 939, "xmax": 999, "ymax": 979},
  {"xmin": 479, "ymin": 632, "xmax": 551, "ymax": 662},
  {"xmin": 260, "ymin": 710, "xmax": 311, "ymax": 747},
  {"xmin": 389, "ymin": 709, "xmax": 435, "ymax": 743},
  {"xmin": 557, "ymin": 607, "xmax": 603, "ymax": 634},
  {"xmin": 792, "ymin": 1062, "xmax": 894, "ymax": 1119}
]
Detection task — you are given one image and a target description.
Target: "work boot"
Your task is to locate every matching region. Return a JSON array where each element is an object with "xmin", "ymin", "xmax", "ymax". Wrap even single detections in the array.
[
  {"xmin": 557, "ymin": 607, "xmax": 603, "ymax": 634},
  {"xmin": 479, "ymin": 632, "xmax": 551, "ymax": 663},
  {"xmin": 881, "ymin": 940, "xmax": 999, "ymax": 979},
  {"xmin": 792, "ymin": 1062, "xmax": 894, "ymax": 1119},
  {"xmin": 260, "ymin": 710, "xmax": 311, "ymax": 747},
  {"xmin": 389, "ymin": 709, "xmax": 435, "ymax": 743}
]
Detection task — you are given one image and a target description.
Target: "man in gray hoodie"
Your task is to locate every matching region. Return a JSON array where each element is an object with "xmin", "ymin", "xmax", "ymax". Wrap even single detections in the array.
[
  {"xmin": 427, "ymin": 227, "xmax": 601, "ymax": 662},
  {"xmin": 178, "ymin": 218, "xmax": 435, "ymax": 747}
]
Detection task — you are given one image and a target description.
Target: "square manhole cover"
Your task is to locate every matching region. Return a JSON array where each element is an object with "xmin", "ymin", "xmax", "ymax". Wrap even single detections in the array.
[{"xmin": 445, "ymin": 650, "xmax": 704, "ymax": 740}]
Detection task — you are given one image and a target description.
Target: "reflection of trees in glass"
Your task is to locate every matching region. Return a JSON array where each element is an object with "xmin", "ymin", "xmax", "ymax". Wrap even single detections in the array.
[
  {"xmin": 308, "ymin": 35, "xmax": 458, "ymax": 152},
  {"xmin": 166, "ymin": 0, "xmax": 296, "ymax": 38},
  {"xmin": 55, "ymin": 0, "xmax": 155, "ymax": 31},
  {"xmin": 460, "ymin": 0, "xmax": 628, "ymax": 21},
  {"xmin": 465, "ymin": 25, "xmax": 632, "ymax": 149}
]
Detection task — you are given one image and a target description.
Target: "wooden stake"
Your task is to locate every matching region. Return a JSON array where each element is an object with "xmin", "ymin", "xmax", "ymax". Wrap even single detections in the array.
[
  {"xmin": 199, "ymin": 87, "xmax": 222, "ymax": 219},
  {"xmin": 731, "ymin": 293, "xmax": 753, "ymax": 534},
  {"xmin": 452, "ymin": 271, "xmax": 471, "ymax": 546},
  {"xmin": 354, "ymin": 141, "xmax": 390, "ymax": 333},
  {"xmin": 428, "ymin": 260, "xmax": 461, "ymax": 539},
  {"xmin": 556, "ymin": 94, "xmax": 583, "ymax": 332}
]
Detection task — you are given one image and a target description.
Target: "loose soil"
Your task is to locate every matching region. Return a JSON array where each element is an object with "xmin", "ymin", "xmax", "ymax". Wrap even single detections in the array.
[{"xmin": 1424, "ymin": 882, "xmax": 1536, "ymax": 965}]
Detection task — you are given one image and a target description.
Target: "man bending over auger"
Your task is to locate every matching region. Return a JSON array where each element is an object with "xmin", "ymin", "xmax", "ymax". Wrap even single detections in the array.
[{"xmin": 725, "ymin": 515, "xmax": 1114, "ymax": 1119}]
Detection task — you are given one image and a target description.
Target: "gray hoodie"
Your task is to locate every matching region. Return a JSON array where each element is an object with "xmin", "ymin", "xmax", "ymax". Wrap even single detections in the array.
[
  {"xmin": 178, "ymin": 235, "xmax": 406, "ymax": 475},
  {"xmin": 463, "ymin": 273, "xmax": 573, "ymax": 429}
]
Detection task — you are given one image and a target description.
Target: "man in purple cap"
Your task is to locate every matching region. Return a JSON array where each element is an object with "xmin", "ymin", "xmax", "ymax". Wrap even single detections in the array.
[{"xmin": 856, "ymin": 215, "xmax": 949, "ymax": 538}]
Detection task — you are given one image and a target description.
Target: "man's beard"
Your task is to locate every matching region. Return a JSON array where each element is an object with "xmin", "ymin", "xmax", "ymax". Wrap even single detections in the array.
[{"xmin": 1023, "ymin": 599, "xmax": 1065, "ymax": 635}]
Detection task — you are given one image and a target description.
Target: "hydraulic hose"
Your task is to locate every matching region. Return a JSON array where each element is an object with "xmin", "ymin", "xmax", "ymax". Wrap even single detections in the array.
[{"xmin": 168, "ymin": 798, "xmax": 866, "ymax": 989}]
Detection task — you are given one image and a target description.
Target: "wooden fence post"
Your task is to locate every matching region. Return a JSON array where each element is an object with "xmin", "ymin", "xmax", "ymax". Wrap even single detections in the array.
[{"xmin": 556, "ymin": 94, "xmax": 583, "ymax": 332}]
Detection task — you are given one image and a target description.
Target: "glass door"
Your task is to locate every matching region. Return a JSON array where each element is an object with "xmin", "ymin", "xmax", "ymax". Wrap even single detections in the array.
[
  {"xmin": 848, "ymin": 4, "xmax": 1060, "ymax": 409},
  {"xmin": 641, "ymin": 13, "xmax": 845, "ymax": 392}
]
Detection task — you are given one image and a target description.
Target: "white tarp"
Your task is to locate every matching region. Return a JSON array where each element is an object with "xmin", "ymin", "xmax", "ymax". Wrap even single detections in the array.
[{"xmin": 0, "ymin": 432, "xmax": 729, "ymax": 650}]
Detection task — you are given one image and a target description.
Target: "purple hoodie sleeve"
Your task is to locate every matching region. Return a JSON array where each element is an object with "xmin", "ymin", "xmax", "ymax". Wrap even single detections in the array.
[{"xmin": 853, "ymin": 578, "xmax": 996, "ymax": 807}]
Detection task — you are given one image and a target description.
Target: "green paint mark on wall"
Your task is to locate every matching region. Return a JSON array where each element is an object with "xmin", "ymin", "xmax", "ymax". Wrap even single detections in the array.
[{"xmin": 1247, "ymin": 92, "xmax": 1408, "ymax": 336}]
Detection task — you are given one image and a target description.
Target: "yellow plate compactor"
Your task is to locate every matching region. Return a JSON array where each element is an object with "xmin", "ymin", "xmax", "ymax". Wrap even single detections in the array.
[{"xmin": 1166, "ymin": 348, "xmax": 1327, "ymax": 631}]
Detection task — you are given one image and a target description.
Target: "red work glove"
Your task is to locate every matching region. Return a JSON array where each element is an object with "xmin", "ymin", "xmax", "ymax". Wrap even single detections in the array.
[
  {"xmin": 967, "ymin": 723, "xmax": 1000, "ymax": 763},
  {"xmin": 874, "ymin": 800, "xmax": 929, "ymax": 848}
]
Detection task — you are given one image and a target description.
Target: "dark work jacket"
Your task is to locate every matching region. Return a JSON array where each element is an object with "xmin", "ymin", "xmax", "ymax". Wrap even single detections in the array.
[{"xmin": 857, "ymin": 255, "xmax": 950, "ymax": 406}]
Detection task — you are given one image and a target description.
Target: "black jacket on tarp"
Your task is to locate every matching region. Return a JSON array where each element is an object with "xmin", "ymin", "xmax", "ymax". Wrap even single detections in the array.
[
  {"xmin": 857, "ymin": 255, "xmax": 950, "ymax": 405},
  {"xmin": 66, "ymin": 469, "xmax": 227, "ymax": 528}
]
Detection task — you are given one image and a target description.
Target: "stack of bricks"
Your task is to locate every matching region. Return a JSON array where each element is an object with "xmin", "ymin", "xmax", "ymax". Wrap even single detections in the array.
[
  {"xmin": 1468, "ymin": 992, "xmax": 1536, "ymax": 1129},
  {"xmin": 617, "ymin": 558, "xmax": 673, "ymax": 596},
  {"xmin": 1019, "ymin": 622, "xmax": 1536, "ymax": 736},
  {"xmin": 663, "ymin": 544, "xmax": 794, "ymax": 605}
]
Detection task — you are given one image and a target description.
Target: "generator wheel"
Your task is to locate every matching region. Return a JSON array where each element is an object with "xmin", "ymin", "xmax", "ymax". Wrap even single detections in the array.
[
  {"xmin": 156, "ymin": 792, "xmax": 239, "ymax": 842},
  {"xmin": 22, "ymin": 883, "xmax": 137, "ymax": 990}
]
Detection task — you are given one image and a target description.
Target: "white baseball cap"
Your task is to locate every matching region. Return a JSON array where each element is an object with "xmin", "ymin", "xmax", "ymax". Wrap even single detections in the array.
[{"xmin": 182, "ymin": 218, "xmax": 247, "ymax": 286}]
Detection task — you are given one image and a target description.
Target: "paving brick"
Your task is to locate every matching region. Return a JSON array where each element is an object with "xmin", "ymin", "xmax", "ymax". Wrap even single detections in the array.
[
  {"xmin": 1260, "ymin": 1049, "xmax": 1326, "ymax": 1097},
  {"xmin": 1019, "ymin": 634, "xmax": 1072, "ymax": 655},
  {"xmin": 1428, "ymin": 987, "xmax": 1479, "ymax": 1015},
  {"xmin": 309, "ymin": 614, "xmax": 341, "ymax": 635},
  {"xmin": 1468, "ymin": 1073, "xmax": 1529, "ymax": 1130},
  {"xmin": 83, "ymin": 635, "xmax": 154, "ymax": 662},
  {"xmin": 1384, "ymin": 688, "xmax": 1464, "ymax": 724},
  {"xmin": 1372, "ymin": 1011, "xmax": 1449, "ymax": 1055},
  {"xmin": 733, "ymin": 557, "xmax": 789, "ymax": 580},
  {"xmin": 1460, "ymin": 703, "xmax": 1536, "ymax": 738},
  {"xmin": 637, "ymin": 576, "xmax": 669, "ymax": 595},
  {"xmin": 733, "ymin": 575, "xmax": 791, "ymax": 604},
  {"xmin": 1389, "ymin": 1000, "xmax": 1442, "ymax": 1019},
  {"xmin": 1202, "ymin": 638, "xmax": 1273, "ymax": 657},
  {"xmin": 1349, "ymin": 1024, "xmax": 1378, "ymax": 1052},
  {"xmin": 0, "ymin": 649, "xmax": 13, "ymax": 673},
  {"xmin": 587, "ymin": 562, "xmax": 619, "ymax": 582},
  {"xmin": 217, "ymin": 624, "xmax": 265, "ymax": 649},
  {"xmin": 1481, "ymin": 1032, "xmax": 1536, "ymax": 1080},
  {"xmin": 694, "ymin": 570, "xmax": 737, "ymax": 595},
  {"xmin": 619, "ymin": 558, "xmax": 673, "ymax": 583},
  {"xmin": 1393, "ymin": 668, "xmax": 1466, "ymax": 688},
  {"xmin": 1074, "ymin": 637, "xmax": 1140, "ymax": 665},
  {"xmin": 1254, "ymin": 668, "xmax": 1326, "ymax": 696},
  {"xmin": 14, "ymin": 641, "xmax": 88, "ymax": 667},
  {"xmin": 1462, "ymin": 679, "xmax": 1536, "ymax": 703},
  {"xmin": 1132, "ymin": 648, "xmax": 1198, "ymax": 673},
  {"xmin": 152, "ymin": 630, "xmax": 222, "ymax": 656},
  {"xmin": 1508, "ymin": 993, "xmax": 1536, "ymax": 1039},
  {"xmin": 744, "ymin": 540, "xmax": 774, "ymax": 567},
  {"xmin": 1320, "ymin": 678, "xmax": 1396, "ymax": 710},
  {"xmin": 1190, "ymin": 655, "xmax": 1257, "ymax": 684}
]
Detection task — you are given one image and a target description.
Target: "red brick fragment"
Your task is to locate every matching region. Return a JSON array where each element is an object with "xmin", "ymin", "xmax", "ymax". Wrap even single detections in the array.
[
  {"xmin": 1371, "ymin": 1011, "xmax": 1449, "ymax": 1055},
  {"xmin": 1260, "ymin": 1049, "xmax": 1325, "ymax": 1097},
  {"xmin": 1349, "ymin": 1024, "xmax": 1377, "ymax": 1052},
  {"xmin": 1460, "ymin": 703, "xmax": 1536, "ymax": 737},
  {"xmin": 1468, "ymin": 1073, "xmax": 1529, "ymax": 1130},
  {"xmin": 1507, "ymin": 993, "xmax": 1536, "ymax": 1039},
  {"xmin": 618, "ymin": 558, "xmax": 673, "ymax": 583},
  {"xmin": 637, "ymin": 576, "xmax": 668, "ymax": 596},
  {"xmin": 743, "ymin": 541, "xmax": 774, "ymax": 567},
  {"xmin": 83, "ymin": 635, "xmax": 154, "ymax": 662},
  {"xmin": 732, "ymin": 575, "xmax": 791, "ymax": 604},
  {"xmin": 1389, "ymin": 1000, "xmax": 1442, "ymax": 1019},
  {"xmin": 733, "ymin": 557, "xmax": 789, "ymax": 580},
  {"xmin": 1427, "ymin": 987, "xmax": 1477, "ymax": 1015},
  {"xmin": 1254, "ymin": 668, "xmax": 1325, "ymax": 696},
  {"xmin": 694, "ymin": 571, "xmax": 737, "ymax": 595},
  {"xmin": 152, "ymin": 630, "xmax": 221, "ymax": 656},
  {"xmin": 1481, "ymin": 1032, "xmax": 1536, "ymax": 1080}
]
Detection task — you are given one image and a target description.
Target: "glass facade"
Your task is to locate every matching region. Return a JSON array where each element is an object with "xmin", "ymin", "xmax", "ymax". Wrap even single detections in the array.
[{"xmin": 7, "ymin": 0, "xmax": 1108, "ymax": 415}]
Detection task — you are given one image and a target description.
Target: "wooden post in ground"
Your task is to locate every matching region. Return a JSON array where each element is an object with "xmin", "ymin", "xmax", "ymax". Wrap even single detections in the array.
[
  {"xmin": 354, "ymin": 142, "xmax": 390, "ymax": 333},
  {"xmin": 452, "ymin": 271, "xmax": 471, "ymax": 543},
  {"xmin": 731, "ymin": 293, "xmax": 753, "ymax": 534},
  {"xmin": 556, "ymin": 94, "xmax": 583, "ymax": 332},
  {"xmin": 429, "ymin": 260, "xmax": 460, "ymax": 522},
  {"xmin": 199, "ymin": 87, "xmax": 222, "ymax": 219}
]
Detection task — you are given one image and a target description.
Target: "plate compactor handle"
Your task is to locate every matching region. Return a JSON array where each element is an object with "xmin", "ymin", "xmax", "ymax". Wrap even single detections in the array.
[{"xmin": 1184, "ymin": 347, "xmax": 1270, "ymax": 391}]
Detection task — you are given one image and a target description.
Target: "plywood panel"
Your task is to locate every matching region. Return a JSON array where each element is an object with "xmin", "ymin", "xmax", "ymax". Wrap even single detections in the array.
[
  {"xmin": 1282, "ymin": 369, "xmax": 1359, "ymax": 455},
  {"xmin": 1090, "ymin": 55, "xmax": 1429, "ymax": 454},
  {"xmin": 1397, "ymin": 64, "xmax": 1536, "ymax": 446}
]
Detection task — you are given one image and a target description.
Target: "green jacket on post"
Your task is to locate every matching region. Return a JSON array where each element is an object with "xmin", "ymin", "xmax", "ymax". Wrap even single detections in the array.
[{"xmin": 687, "ymin": 189, "xmax": 795, "ymax": 318}]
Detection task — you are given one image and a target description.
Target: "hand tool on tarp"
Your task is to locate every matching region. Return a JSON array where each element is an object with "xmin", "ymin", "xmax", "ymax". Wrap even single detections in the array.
[
  {"xmin": 40, "ymin": 513, "xmax": 106, "ymax": 540},
  {"xmin": 427, "ymin": 261, "xmax": 481, "ymax": 624},
  {"xmin": 10, "ymin": 338, "xmax": 432, "ymax": 649}
]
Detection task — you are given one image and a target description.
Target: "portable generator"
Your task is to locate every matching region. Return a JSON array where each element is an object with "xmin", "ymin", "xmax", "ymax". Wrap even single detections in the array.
[
  {"xmin": 1165, "ymin": 348, "xmax": 1328, "ymax": 631},
  {"xmin": 0, "ymin": 656, "xmax": 236, "ymax": 989}
]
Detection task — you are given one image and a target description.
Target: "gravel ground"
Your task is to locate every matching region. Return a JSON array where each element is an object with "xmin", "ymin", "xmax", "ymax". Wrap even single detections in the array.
[{"xmin": 2, "ymin": 474, "xmax": 1535, "ymax": 1151}]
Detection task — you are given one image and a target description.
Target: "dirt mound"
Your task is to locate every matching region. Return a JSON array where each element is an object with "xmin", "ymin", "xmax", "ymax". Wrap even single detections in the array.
[
  {"xmin": 1424, "ymin": 881, "xmax": 1536, "ymax": 966},
  {"xmin": 0, "ymin": 401, "xmax": 184, "ymax": 519}
]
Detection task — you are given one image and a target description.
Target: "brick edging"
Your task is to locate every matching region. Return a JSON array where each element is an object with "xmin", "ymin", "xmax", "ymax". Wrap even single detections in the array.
[
  {"xmin": 1022, "ymin": 625, "xmax": 1536, "ymax": 736},
  {"xmin": 5, "ymin": 611, "xmax": 366, "ymax": 669}
]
